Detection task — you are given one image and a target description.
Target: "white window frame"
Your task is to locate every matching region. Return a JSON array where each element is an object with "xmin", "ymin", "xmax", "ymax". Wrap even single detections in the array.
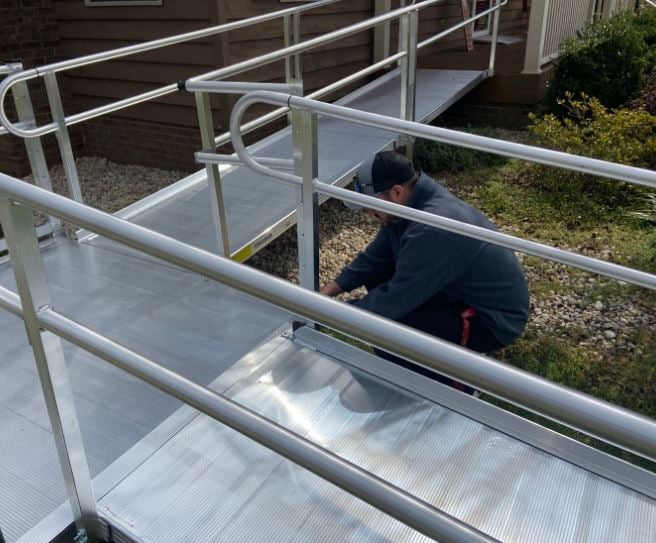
[
  {"xmin": 471, "ymin": 0, "xmax": 493, "ymax": 37},
  {"xmin": 85, "ymin": 0, "xmax": 162, "ymax": 6}
]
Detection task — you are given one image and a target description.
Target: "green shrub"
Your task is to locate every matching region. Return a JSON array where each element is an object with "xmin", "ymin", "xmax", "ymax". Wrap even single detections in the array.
[
  {"xmin": 634, "ymin": 5, "xmax": 656, "ymax": 67},
  {"xmin": 414, "ymin": 127, "xmax": 509, "ymax": 174},
  {"xmin": 546, "ymin": 11, "xmax": 654, "ymax": 111},
  {"xmin": 528, "ymin": 94, "xmax": 656, "ymax": 205},
  {"xmin": 500, "ymin": 329, "xmax": 656, "ymax": 419},
  {"xmin": 498, "ymin": 331, "xmax": 592, "ymax": 391}
]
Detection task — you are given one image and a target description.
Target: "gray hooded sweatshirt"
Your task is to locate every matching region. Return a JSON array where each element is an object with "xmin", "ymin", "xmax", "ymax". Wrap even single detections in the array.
[{"xmin": 335, "ymin": 174, "xmax": 530, "ymax": 346}]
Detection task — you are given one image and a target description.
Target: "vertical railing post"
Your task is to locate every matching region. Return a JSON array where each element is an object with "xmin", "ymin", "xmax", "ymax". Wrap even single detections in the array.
[
  {"xmin": 284, "ymin": 12, "xmax": 303, "ymax": 120},
  {"xmin": 291, "ymin": 109, "xmax": 319, "ymax": 292},
  {"xmin": 488, "ymin": 0, "xmax": 502, "ymax": 76},
  {"xmin": 399, "ymin": 9, "xmax": 419, "ymax": 158},
  {"xmin": 42, "ymin": 72, "xmax": 84, "ymax": 210},
  {"xmin": 374, "ymin": 0, "xmax": 392, "ymax": 63},
  {"xmin": 5, "ymin": 62, "xmax": 60, "ymax": 232},
  {"xmin": 522, "ymin": 0, "xmax": 550, "ymax": 74},
  {"xmin": 0, "ymin": 199, "xmax": 99, "ymax": 542},
  {"xmin": 194, "ymin": 91, "xmax": 230, "ymax": 257}
]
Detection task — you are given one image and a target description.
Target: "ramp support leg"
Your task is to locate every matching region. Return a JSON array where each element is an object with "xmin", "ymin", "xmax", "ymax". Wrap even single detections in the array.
[
  {"xmin": 488, "ymin": 0, "xmax": 502, "ymax": 77},
  {"xmin": 374, "ymin": 0, "xmax": 392, "ymax": 63},
  {"xmin": 284, "ymin": 12, "xmax": 303, "ymax": 122},
  {"xmin": 43, "ymin": 72, "xmax": 83, "ymax": 240},
  {"xmin": 0, "ymin": 200, "xmax": 100, "ymax": 542},
  {"xmin": 399, "ymin": 10, "xmax": 419, "ymax": 158},
  {"xmin": 194, "ymin": 91, "xmax": 230, "ymax": 256},
  {"xmin": 291, "ymin": 108, "xmax": 319, "ymax": 294}
]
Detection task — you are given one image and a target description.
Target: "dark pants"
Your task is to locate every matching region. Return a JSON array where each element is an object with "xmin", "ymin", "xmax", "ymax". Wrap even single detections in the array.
[{"xmin": 373, "ymin": 295, "xmax": 504, "ymax": 394}]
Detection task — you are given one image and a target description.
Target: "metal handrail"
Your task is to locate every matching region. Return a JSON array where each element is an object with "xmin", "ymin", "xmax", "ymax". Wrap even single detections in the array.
[
  {"xmin": 208, "ymin": 0, "xmax": 508, "ymax": 149},
  {"xmin": 0, "ymin": 0, "xmax": 342, "ymax": 138},
  {"xmin": 226, "ymin": 88, "xmax": 655, "ymax": 282},
  {"xmin": 229, "ymin": 91, "xmax": 656, "ymax": 189},
  {"xmin": 0, "ymin": 281, "xmax": 495, "ymax": 543},
  {"xmin": 0, "ymin": 173, "xmax": 654, "ymax": 463},
  {"xmin": 0, "ymin": 0, "xmax": 455, "ymax": 139}
]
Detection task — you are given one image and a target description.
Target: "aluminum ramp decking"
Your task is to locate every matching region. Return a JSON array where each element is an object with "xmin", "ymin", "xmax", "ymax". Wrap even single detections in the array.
[
  {"xmin": 0, "ymin": 240, "xmax": 290, "ymax": 542},
  {"xmin": 1, "ymin": 68, "xmax": 486, "ymax": 541},
  {"xmin": 113, "ymin": 69, "xmax": 485, "ymax": 256},
  {"xmin": 24, "ymin": 325, "xmax": 656, "ymax": 543}
]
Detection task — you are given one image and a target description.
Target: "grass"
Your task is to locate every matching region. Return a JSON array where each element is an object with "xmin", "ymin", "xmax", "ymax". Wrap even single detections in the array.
[
  {"xmin": 319, "ymin": 133, "xmax": 655, "ymax": 469},
  {"xmin": 441, "ymin": 156, "xmax": 656, "ymax": 429},
  {"xmin": 366, "ymin": 137, "xmax": 656, "ymax": 469}
]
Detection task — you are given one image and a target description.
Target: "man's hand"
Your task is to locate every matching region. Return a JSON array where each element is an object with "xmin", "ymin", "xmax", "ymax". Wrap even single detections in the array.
[{"xmin": 319, "ymin": 280, "xmax": 344, "ymax": 297}]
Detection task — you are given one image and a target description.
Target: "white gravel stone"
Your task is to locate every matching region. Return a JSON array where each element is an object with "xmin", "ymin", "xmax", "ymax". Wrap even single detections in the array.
[{"xmin": 593, "ymin": 301, "xmax": 604, "ymax": 311}]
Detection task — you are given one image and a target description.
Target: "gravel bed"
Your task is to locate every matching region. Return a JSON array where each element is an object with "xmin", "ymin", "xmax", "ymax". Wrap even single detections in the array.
[
  {"xmin": 17, "ymin": 156, "xmax": 655, "ymax": 360},
  {"xmin": 23, "ymin": 156, "xmax": 185, "ymax": 228}
]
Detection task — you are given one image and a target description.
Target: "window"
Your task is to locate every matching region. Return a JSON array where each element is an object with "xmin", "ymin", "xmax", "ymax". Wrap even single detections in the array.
[
  {"xmin": 471, "ymin": 0, "xmax": 493, "ymax": 36},
  {"xmin": 85, "ymin": 0, "xmax": 162, "ymax": 6}
]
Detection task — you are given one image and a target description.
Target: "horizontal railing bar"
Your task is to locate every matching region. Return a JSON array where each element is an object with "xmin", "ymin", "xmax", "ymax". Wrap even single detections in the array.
[
  {"xmin": 314, "ymin": 182, "xmax": 656, "ymax": 290},
  {"xmin": 212, "ymin": 50, "xmax": 408, "ymax": 149},
  {"xmin": 1, "ymin": 81, "xmax": 178, "ymax": 137},
  {"xmin": 0, "ymin": 0, "xmax": 446, "ymax": 138},
  {"xmin": 0, "ymin": 284, "xmax": 493, "ymax": 543},
  {"xmin": 0, "ymin": 284, "xmax": 22, "ymax": 317},
  {"xmin": 417, "ymin": 0, "xmax": 508, "ymax": 50},
  {"xmin": 181, "ymin": 81, "xmax": 293, "ymax": 94},
  {"xmin": 238, "ymin": 91, "xmax": 656, "ymax": 188},
  {"xmin": 226, "ymin": 125, "xmax": 655, "ymax": 290},
  {"xmin": 228, "ymin": 92, "xmax": 656, "ymax": 288},
  {"xmin": 1, "ymin": 174, "xmax": 655, "ymax": 462},
  {"xmin": 195, "ymin": 152, "xmax": 296, "ymax": 171}
]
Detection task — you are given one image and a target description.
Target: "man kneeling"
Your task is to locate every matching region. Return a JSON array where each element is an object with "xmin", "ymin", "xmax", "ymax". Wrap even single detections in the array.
[{"xmin": 320, "ymin": 151, "xmax": 530, "ymax": 393}]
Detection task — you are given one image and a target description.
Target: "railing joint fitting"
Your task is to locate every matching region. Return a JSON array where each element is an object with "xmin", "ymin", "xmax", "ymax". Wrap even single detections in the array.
[
  {"xmin": 37, "ymin": 303, "xmax": 52, "ymax": 315},
  {"xmin": 73, "ymin": 528, "xmax": 88, "ymax": 543}
]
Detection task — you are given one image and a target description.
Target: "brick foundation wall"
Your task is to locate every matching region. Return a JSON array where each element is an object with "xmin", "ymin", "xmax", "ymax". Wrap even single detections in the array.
[
  {"xmin": 81, "ymin": 118, "xmax": 202, "ymax": 174},
  {"xmin": 0, "ymin": 0, "xmax": 84, "ymax": 178}
]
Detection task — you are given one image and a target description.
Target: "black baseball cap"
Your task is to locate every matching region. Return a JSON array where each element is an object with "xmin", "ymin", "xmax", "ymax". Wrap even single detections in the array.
[{"xmin": 346, "ymin": 151, "xmax": 416, "ymax": 210}]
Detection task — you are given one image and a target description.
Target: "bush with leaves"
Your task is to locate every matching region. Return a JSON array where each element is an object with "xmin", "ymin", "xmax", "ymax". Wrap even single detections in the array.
[
  {"xmin": 413, "ymin": 127, "xmax": 509, "ymax": 174},
  {"xmin": 634, "ymin": 5, "xmax": 656, "ymax": 66},
  {"xmin": 545, "ymin": 10, "xmax": 655, "ymax": 111},
  {"xmin": 528, "ymin": 94, "xmax": 656, "ymax": 204}
]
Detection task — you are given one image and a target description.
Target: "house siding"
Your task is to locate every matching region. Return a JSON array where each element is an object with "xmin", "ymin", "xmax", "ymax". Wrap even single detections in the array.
[{"xmin": 2, "ymin": 0, "xmax": 533, "ymax": 174}]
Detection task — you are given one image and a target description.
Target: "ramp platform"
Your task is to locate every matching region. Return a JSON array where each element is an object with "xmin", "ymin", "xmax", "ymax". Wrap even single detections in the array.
[
  {"xmin": 104, "ymin": 68, "xmax": 486, "ymax": 258},
  {"xmin": 22, "ymin": 326, "xmax": 656, "ymax": 542}
]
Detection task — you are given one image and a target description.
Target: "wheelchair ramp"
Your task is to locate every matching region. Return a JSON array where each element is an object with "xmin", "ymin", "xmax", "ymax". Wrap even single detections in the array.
[
  {"xmin": 2, "ymin": 68, "xmax": 487, "ymax": 542},
  {"xmin": 112, "ymin": 68, "xmax": 485, "ymax": 259},
  {"xmin": 26, "ymin": 326, "xmax": 655, "ymax": 543}
]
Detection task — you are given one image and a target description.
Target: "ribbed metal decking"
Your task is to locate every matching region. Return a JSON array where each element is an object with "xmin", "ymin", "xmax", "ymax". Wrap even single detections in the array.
[
  {"xmin": 101, "ymin": 68, "xmax": 485, "ymax": 257},
  {"xmin": 1, "ymin": 68, "xmax": 486, "ymax": 542},
  {"xmin": 24, "ymin": 326, "xmax": 656, "ymax": 542}
]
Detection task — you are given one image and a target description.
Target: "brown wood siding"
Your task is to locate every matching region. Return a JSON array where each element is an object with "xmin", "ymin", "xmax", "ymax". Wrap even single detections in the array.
[
  {"xmin": 53, "ymin": 0, "xmax": 217, "ymax": 126},
  {"xmin": 51, "ymin": 0, "xmax": 529, "ymax": 129},
  {"xmin": 224, "ymin": 1, "xmax": 373, "ymax": 97}
]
